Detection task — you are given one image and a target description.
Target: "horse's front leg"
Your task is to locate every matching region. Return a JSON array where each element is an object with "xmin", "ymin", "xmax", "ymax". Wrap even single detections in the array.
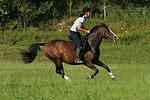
[
  {"xmin": 94, "ymin": 60, "xmax": 116, "ymax": 80},
  {"xmin": 85, "ymin": 61, "xmax": 99, "ymax": 79}
]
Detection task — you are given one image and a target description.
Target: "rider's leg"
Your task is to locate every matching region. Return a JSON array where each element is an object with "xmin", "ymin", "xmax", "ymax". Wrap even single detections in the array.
[
  {"xmin": 70, "ymin": 31, "xmax": 83, "ymax": 63},
  {"xmin": 75, "ymin": 46, "xmax": 82, "ymax": 63}
]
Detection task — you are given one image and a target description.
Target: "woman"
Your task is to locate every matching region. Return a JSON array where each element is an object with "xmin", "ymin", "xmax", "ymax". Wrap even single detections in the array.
[{"xmin": 70, "ymin": 7, "xmax": 91, "ymax": 63}]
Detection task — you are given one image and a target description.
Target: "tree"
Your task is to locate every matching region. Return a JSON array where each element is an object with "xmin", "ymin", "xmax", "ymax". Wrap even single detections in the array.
[
  {"xmin": 0, "ymin": 0, "xmax": 13, "ymax": 30},
  {"xmin": 13, "ymin": 0, "xmax": 53, "ymax": 30},
  {"xmin": 69, "ymin": 0, "xmax": 72, "ymax": 17}
]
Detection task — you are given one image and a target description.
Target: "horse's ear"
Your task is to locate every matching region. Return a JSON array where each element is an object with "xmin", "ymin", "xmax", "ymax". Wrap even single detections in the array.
[
  {"xmin": 100, "ymin": 22, "xmax": 106, "ymax": 27},
  {"xmin": 100, "ymin": 22, "xmax": 105, "ymax": 25}
]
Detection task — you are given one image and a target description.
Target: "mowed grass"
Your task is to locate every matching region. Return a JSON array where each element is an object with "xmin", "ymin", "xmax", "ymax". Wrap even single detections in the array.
[{"xmin": 0, "ymin": 44, "xmax": 150, "ymax": 100}]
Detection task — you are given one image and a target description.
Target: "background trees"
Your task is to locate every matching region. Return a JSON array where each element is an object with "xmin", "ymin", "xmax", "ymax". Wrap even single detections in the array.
[{"xmin": 0, "ymin": 0, "xmax": 150, "ymax": 30}]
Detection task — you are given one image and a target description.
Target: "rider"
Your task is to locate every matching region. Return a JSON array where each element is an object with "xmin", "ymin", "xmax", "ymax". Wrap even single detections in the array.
[{"xmin": 70, "ymin": 7, "xmax": 91, "ymax": 63}]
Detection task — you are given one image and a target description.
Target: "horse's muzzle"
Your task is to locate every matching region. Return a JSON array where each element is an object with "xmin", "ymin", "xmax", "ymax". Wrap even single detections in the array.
[
  {"xmin": 115, "ymin": 36, "xmax": 118, "ymax": 41},
  {"xmin": 111, "ymin": 36, "xmax": 118, "ymax": 42}
]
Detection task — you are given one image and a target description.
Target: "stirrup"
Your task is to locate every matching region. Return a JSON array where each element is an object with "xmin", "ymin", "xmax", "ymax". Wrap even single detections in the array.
[
  {"xmin": 75, "ymin": 58, "xmax": 83, "ymax": 63},
  {"xmin": 78, "ymin": 60, "xmax": 83, "ymax": 63}
]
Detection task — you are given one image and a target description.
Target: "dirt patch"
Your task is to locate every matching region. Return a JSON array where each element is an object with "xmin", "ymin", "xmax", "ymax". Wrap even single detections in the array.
[
  {"xmin": 57, "ymin": 20, "xmax": 66, "ymax": 26},
  {"xmin": 0, "ymin": 51, "xmax": 3, "ymax": 59},
  {"xmin": 13, "ymin": 49, "xmax": 20, "ymax": 52},
  {"xmin": 39, "ymin": 56, "xmax": 47, "ymax": 60},
  {"xmin": 0, "ymin": 40, "xmax": 3, "ymax": 44}
]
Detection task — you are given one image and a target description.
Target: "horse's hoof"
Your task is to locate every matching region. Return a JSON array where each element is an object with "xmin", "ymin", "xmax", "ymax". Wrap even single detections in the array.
[
  {"xmin": 111, "ymin": 78, "xmax": 116, "ymax": 81},
  {"xmin": 87, "ymin": 75, "xmax": 92, "ymax": 79}
]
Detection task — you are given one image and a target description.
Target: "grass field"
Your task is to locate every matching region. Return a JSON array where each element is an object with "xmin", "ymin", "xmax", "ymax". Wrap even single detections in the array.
[{"xmin": 0, "ymin": 44, "xmax": 150, "ymax": 100}]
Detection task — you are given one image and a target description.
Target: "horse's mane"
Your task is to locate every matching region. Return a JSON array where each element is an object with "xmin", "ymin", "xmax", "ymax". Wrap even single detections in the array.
[
  {"xmin": 90, "ymin": 23, "xmax": 107, "ymax": 34},
  {"xmin": 90, "ymin": 25, "xmax": 101, "ymax": 33}
]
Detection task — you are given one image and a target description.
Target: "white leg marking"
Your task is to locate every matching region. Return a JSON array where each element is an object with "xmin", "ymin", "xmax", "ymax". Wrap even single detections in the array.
[
  {"xmin": 64, "ymin": 75, "xmax": 70, "ymax": 81},
  {"xmin": 87, "ymin": 75, "xmax": 92, "ymax": 79},
  {"xmin": 109, "ymin": 72, "xmax": 115, "ymax": 79}
]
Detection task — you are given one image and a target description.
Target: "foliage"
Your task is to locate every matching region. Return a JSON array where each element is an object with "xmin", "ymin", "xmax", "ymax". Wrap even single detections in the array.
[
  {"xmin": 0, "ymin": 29, "xmax": 57, "ymax": 45},
  {"xmin": 1, "ymin": 0, "xmax": 150, "ymax": 30},
  {"xmin": 107, "ymin": 22, "xmax": 150, "ymax": 45},
  {"xmin": 0, "ymin": 0, "xmax": 13, "ymax": 30},
  {"xmin": 0, "ymin": 16, "xmax": 150, "ymax": 46},
  {"xmin": 0, "ymin": 0, "xmax": 150, "ymax": 45},
  {"xmin": 12, "ymin": 0, "xmax": 53, "ymax": 30}
]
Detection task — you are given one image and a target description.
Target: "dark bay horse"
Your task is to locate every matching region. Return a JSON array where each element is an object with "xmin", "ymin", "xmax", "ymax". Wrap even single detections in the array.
[{"xmin": 20, "ymin": 23, "xmax": 118, "ymax": 81}]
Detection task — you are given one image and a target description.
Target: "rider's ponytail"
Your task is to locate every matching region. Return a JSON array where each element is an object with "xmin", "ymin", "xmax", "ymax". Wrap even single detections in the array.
[{"xmin": 79, "ymin": 12, "xmax": 85, "ymax": 17}]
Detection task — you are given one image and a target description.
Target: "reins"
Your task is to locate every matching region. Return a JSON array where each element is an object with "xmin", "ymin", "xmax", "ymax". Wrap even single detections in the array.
[{"xmin": 102, "ymin": 28, "xmax": 106, "ymax": 38}]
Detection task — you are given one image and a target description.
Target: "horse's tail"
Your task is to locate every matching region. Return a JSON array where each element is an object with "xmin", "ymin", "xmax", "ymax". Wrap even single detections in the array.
[{"xmin": 19, "ymin": 43, "xmax": 45, "ymax": 64}]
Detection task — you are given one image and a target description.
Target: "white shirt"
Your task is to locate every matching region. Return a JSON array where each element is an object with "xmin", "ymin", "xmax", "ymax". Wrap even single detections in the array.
[{"xmin": 70, "ymin": 16, "xmax": 87, "ymax": 32}]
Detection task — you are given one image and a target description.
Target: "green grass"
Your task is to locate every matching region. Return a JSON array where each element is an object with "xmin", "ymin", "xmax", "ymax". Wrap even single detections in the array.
[
  {"xmin": 0, "ymin": 44, "xmax": 150, "ymax": 100},
  {"xmin": 0, "ymin": 62, "xmax": 149, "ymax": 100},
  {"xmin": 100, "ymin": 44, "xmax": 150, "ymax": 64}
]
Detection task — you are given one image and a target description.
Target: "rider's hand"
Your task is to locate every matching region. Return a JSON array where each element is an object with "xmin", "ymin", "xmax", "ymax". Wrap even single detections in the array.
[{"xmin": 87, "ymin": 30, "xmax": 90, "ymax": 33}]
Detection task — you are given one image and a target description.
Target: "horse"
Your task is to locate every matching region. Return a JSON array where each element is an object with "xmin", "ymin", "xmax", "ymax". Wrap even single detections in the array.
[{"xmin": 19, "ymin": 23, "xmax": 118, "ymax": 81}]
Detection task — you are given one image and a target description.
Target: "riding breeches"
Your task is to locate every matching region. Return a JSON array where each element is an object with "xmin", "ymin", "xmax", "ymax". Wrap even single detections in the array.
[{"xmin": 70, "ymin": 31, "xmax": 82, "ymax": 47}]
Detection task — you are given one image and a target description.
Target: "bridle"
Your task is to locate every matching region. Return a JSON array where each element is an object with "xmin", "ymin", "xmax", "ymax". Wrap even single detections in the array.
[
  {"xmin": 88, "ymin": 26, "xmax": 117, "ymax": 40},
  {"xmin": 102, "ymin": 27, "xmax": 112, "ymax": 39},
  {"xmin": 102, "ymin": 27, "xmax": 116, "ymax": 38},
  {"xmin": 102, "ymin": 28, "xmax": 107, "ymax": 38}
]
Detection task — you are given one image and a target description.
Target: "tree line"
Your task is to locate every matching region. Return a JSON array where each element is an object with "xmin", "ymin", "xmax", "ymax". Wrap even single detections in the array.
[{"xmin": 0, "ymin": 0, "xmax": 150, "ymax": 30}]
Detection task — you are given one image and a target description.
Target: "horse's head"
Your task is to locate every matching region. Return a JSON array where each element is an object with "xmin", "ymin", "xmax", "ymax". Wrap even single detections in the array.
[{"xmin": 100, "ymin": 23, "xmax": 118, "ymax": 42}]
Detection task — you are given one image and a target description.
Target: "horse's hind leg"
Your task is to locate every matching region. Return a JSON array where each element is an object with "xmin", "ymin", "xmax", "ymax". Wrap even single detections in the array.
[
  {"xmin": 54, "ymin": 59, "xmax": 70, "ymax": 81},
  {"xmin": 94, "ymin": 60, "xmax": 116, "ymax": 80}
]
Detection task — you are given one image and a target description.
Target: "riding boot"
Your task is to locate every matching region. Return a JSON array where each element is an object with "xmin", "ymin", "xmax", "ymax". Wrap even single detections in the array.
[{"xmin": 75, "ymin": 46, "xmax": 83, "ymax": 63}]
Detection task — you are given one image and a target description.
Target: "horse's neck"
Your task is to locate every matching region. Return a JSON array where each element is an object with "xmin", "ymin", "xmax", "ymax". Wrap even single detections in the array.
[{"xmin": 88, "ymin": 31, "xmax": 102, "ymax": 51}]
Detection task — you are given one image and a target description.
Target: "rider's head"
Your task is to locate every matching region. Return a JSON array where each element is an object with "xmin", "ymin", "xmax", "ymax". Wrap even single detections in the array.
[{"xmin": 79, "ymin": 7, "xmax": 90, "ymax": 17}]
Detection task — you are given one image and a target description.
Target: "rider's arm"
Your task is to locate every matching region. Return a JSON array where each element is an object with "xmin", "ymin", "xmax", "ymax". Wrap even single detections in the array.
[{"xmin": 78, "ymin": 22, "xmax": 90, "ymax": 33}]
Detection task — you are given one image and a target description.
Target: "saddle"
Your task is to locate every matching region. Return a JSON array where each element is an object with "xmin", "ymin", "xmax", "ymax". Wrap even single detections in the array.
[{"xmin": 68, "ymin": 35, "xmax": 91, "ymax": 59}]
